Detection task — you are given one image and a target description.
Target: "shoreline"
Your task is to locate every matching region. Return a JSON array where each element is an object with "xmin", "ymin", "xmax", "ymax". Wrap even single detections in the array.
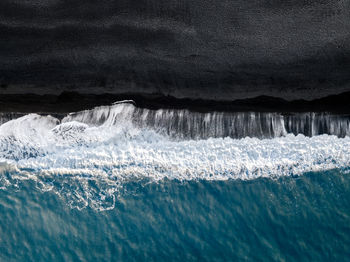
[{"xmin": 1, "ymin": 91, "xmax": 350, "ymax": 115}]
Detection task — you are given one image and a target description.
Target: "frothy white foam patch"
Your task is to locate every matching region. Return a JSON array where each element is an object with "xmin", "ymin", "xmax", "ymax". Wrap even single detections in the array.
[{"xmin": 0, "ymin": 113, "xmax": 350, "ymax": 210}]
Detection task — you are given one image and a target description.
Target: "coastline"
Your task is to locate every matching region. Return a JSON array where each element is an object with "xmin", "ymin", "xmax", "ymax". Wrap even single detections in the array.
[{"xmin": 1, "ymin": 91, "xmax": 350, "ymax": 115}]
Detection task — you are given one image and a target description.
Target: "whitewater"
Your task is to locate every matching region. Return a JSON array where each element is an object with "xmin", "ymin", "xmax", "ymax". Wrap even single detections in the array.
[{"xmin": 1, "ymin": 101, "xmax": 350, "ymax": 210}]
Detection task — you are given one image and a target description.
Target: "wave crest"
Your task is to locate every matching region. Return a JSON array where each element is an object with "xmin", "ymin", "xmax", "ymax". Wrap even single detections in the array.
[{"xmin": 1, "ymin": 102, "xmax": 350, "ymax": 210}]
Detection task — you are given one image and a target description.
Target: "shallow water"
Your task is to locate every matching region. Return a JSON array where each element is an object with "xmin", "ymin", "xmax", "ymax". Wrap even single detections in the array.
[{"xmin": 0, "ymin": 170, "xmax": 349, "ymax": 261}]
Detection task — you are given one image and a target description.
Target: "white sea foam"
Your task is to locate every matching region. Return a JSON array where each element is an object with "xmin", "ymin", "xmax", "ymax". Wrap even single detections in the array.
[
  {"xmin": 0, "ymin": 113, "xmax": 349, "ymax": 180},
  {"xmin": 1, "ymin": 105, "xmax": 350, "ymax": 210},
  {"xmin": 61, "ymin": 102, "xmax": 350, "ymax": 139}
]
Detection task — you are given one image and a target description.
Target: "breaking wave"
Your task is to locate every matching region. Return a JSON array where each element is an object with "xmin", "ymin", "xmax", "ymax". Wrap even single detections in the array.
[{"xmin": 0, "ymin": 101, "xmax": 350, "ymax": 210}]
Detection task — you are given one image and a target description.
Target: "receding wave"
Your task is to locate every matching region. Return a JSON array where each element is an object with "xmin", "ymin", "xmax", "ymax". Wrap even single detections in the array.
[
  {"xmin": 1, "ymin": 101, "xmax": 350, "ymax": 210},
  {"xmin": 2, "ymin": 102, "xmax": 350, "ymax": 139},
  {"xmin": 58, "ymin": 102, "xmax": 350, "ymax": 139}
]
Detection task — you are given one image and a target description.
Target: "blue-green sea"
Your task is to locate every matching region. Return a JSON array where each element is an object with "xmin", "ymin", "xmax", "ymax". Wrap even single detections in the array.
[
  {"xmin": 1, "ymin": 170, "xmax": 349, "ymax": 261},
  {"xmin": 1, "ymin": 106, "xmax": 350, "ymax": 261}
]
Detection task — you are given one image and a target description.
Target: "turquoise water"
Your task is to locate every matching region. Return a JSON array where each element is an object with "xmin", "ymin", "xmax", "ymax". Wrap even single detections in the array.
[
  {"xmin": 1, "ymin": 170, "xmax": 349, "ymax": 261},
  {"xmin": 1, "ymin": 108, "xmax": 350, "ymax": 261}
]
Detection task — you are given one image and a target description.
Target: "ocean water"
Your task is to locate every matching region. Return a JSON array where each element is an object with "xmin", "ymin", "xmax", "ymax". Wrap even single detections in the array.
[
  {"xmin": 0, "ymin": 170, "xmax": 350, "ymax": 261},
  {"xmin": 0, "ymin": 103, "xmax": 350, "ymax": 261}
]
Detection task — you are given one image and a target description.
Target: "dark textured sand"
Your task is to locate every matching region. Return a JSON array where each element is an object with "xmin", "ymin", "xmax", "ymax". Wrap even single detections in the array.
[{"xmin": 0, "ymin": 0, "xmax": 349, "ymax": 101}]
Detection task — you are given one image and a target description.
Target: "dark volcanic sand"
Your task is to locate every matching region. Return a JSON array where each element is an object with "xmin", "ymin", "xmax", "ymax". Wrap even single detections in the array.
[
  {"xmin": 0, "ymin": 0, "xmax": 349, "ymax": 101},
  {"xmin": 1, "ymin": 91, "xmax": 350, "ymax": 114}
]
